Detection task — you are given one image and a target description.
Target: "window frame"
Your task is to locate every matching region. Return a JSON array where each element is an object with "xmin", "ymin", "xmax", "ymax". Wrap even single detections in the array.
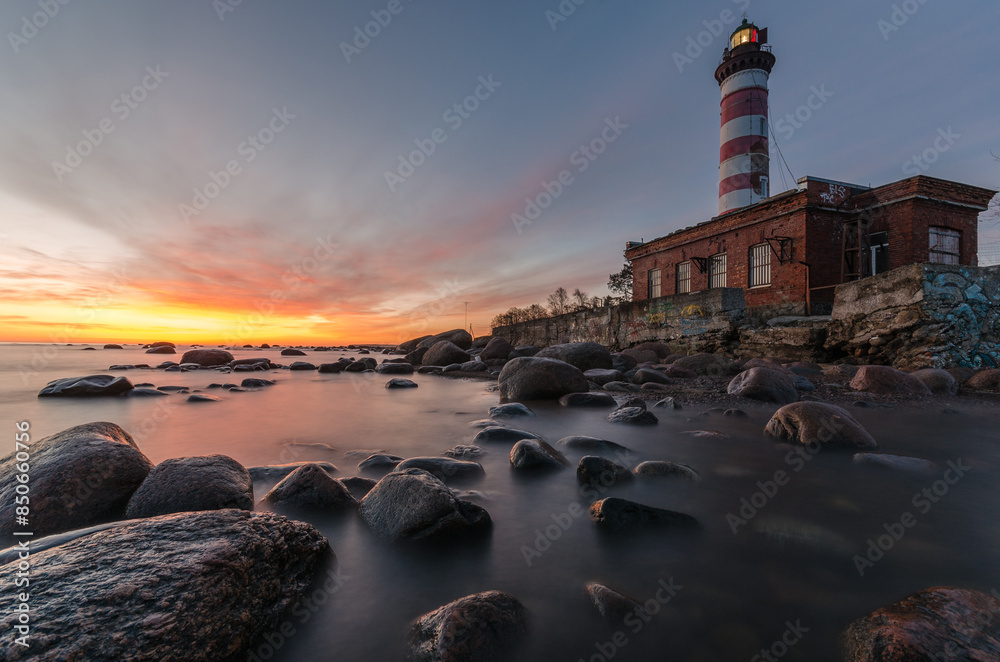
[
  {"xmin": 748, "ymin": 243, "xmax": 772, "ymax": 288},
  {"xmin": 709, "ymin": 253, "xmax": 728, "ymax": 289},
  {"xmin": 647, "ymin": 268, "xmax": 662, "ymax": 299},
  {"xmin": 676, "ymin": 262, "xmax": 691, "ymax": 294},
  {"xmin": 929, "ymin": 226, "xmax": 960, "ymax": 265}
]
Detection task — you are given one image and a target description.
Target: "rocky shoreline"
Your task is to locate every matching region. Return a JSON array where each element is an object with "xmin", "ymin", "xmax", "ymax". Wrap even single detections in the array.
[{"xmin": 4, "ymin": 331, "xmax": 1000, "ymax": 660}]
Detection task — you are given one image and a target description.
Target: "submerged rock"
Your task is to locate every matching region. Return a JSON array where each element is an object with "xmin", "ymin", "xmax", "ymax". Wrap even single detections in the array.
[
  {"xmin": 765, "ymin": 402, "xmax": 877, "ymax": 450},
  {"xmin": 558, "ymin": 392, "xmax": 617, "ymax": 407},
  {"xmin": 407, "ymin": 590, "xmax": 527, "ymax": 662},
  {"xmin": 394, "ymin": 457, "xmax": 486, "ymax": 482},
  {"xmin": 509, "ymin": 439, "xmax": 568, "ymax": 471},
  {"xmin": 386, "ymin": 378, "xmax": 418, "ymax": 389},
  {"xmin": 843, "ymin": 587, "xmax": 1000, "ymax": 661},
  {"xmin": 852, "ymin": 453, "xmax": 937, "ymax": 474},
  {"xmin": 607, "ymin": 406, "xmax": 658, "ymax": 426},
  {"xmin": 589, "ymin": 498, "xmax": 701, "ymax": 531},
  {"xmin": 358, "ymin": 453, "xmax": 405, "ymax": 473},
  {"xmin": 179, "ymin": 348, "xmax": 233, "ymax": 366},
  {"xmin": 338, "ymin": 476, "xmax": 377, "ymax": 500},
  {"xmin": 489, "ymin": 402, "xmax": 535, "ymax": 418},
  {"xmin": 0, "ymin": 510, "xmax": 331, "ymax": 662},
  {"xmin": 259, "ymin": 463, "xmax": 357, "ymax": 512},
  {"xmin": 38, "ymin": 374, "xmax": 134, "ymax": 397},
  {"xmin": 585, "ymin": 583, "xmax": 642, "ymax": 625},
  {"xmin": 473, "ymin": 426, "xmax": 541, "ymax": 444},
  {"xmin": 0, "ymin": 422, "xmax": 152, "ymax": 544},
  {"xmin": 281, "ymin": 348, "xmax": 307, "ymax": 356},
  {"xmin": 248, "ymin": 462, "xmax": 338, "ymax": 482},
  {"xmin": 577, "ymin": 455, "xmax": 634, "ymax": 487},
  {"xmin": 634, "ymin": 461, "xmax": 700, "ymax": 481},
  {"xmin": 377, "ymin": 362, "xmax": 415, "ymax": 375},
  {"xmin": 358, "ymin": 469, "xmax": 491, "ymax": 542},
  {"xmin": 556, "ymin": 436, "xmax": 633, "ymax": 456},
  {"xmin": 125, "ymin": 455, "xmax": 253, "ymax": 518}
]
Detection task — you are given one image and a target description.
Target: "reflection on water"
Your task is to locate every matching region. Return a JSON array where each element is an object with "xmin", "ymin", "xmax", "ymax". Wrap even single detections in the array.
[{"xmin": 2, "ymin": 344, "xmax": 1000, "ymax": 661}]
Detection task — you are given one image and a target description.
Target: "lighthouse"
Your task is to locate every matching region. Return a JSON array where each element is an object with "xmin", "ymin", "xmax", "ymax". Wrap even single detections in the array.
[{"xmin": 715, "ymin": 18, "xmax": 775, "ymax": 215}]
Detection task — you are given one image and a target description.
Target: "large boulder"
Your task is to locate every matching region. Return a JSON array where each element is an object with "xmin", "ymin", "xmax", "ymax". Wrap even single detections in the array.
[
  {"xmin": 422, "ymin": 341, "xmax": 472, "ymax": 367},
  {"xmin": 418, "ymin": 329, "xmax": 474, "ymax": 351},
  {"xmin": 849, "ymin": 365, "xmax": 932, "ymax": 396},
  {"xmin": 765, "ymin": 402, "xmax": 877, "ymax": 450},
  {"xmin": 672, "ymin": 353, "xmax": 739, "ymax": 376},
  {"xmin": 620, "ymin": 348, "xmax": 659, "ymax": 365},
  {"xmin": 0, "ymin": 422, "xmax": 152, "ymax": 544},
  {"xmin": 583, "ymin": 369, "xmax": 625, "ymax": 386},
  {"xmin": 358, "ymin": 469, "xmax": 491, "ymax": 542},
  {"xmin": 146, "ymin": 346, "xmax": 176, "ymax": 354},
  {"xmin": 498, "ymin": 357, "xmax": 588, "ymax": 402},
  {"xmin": 843, "ymin": 587, "xmax": 1000, "ymax": 661},
  {"xmin": 536, "ymin": 342, "xmax": 613, "ymax": 371},
  {"xmin": 0, "ymin": 510, "xmax": 331, "ymax": 662},
  {"xmin": 397, "ymin": 335, "xmax": 433, "ymax": 354},
  {"xmin": 473, "ymin": 426, "xmax": 541, "ymax": 444},
  {"xmin": 376, "ymin": 362, "xmax": 415, "ymax": 375},
  {"xmin": 632, "ymin": 368, "xmax": 671, "ymax": 385},
  {"xmin": 577, "ymin": 456, "xmax": 633, "ymax": 487},
  {"xmin": 407, "ymin": 591, "xmax": 527, "ymax": 662},
  {"xmin": 589, "ymin": 498, "xmax": 701, "ymax": 531},
  {"xmin": 727, "ymin": 367, "xmax": 799, "ymax": 404},
  {"xmin": 479, "ymin": 337, "xmax": 513, "ymax": 362},
  {"xmin": 38, "ymin": 374, "xmax": 134, "ymax": 397},
  {"xmin": 125, "ymin": 455, "xmax": 254, "ymax": 519},
  {"xmin": 179, "ymin": 348, "xmax": 234, "ymax": 367},
  {"xmin": 394, "ymin": 457, "xmax": 486, "ymax": 483},
  {"xmin": 909, "ymin": 368, "xmax": 958, "ymax": 395},
  {"xmin": 259, "ymin": 463, "xmax": 357, "ymax": 512},
  {"xmin": 280, "ymin": 348, "xmax": 306, "ymax": 356},
  {"xmin": 966, "ymin": 368, "xmax": 1000, "ymax": 392}
]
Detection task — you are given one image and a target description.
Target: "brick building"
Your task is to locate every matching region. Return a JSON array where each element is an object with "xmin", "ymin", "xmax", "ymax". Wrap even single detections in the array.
[
  {"xmin": 626, "ymin": 175, "xmax": 996, "ymax": 315},
  {"xmin": 625, "ymin": 18, "xmax": 996, "ymax": 316}
]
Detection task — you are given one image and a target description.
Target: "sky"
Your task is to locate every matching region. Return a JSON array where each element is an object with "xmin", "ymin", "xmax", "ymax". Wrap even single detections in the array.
[{"xmin": 1, "ymin": 0, "xmax": 998, "ymax": 345}]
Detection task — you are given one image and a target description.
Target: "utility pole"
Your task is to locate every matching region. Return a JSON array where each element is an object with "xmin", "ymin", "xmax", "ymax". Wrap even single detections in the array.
[{"xmin": 464, "ymin": 301, "xmax": 469, "ymax": 332}]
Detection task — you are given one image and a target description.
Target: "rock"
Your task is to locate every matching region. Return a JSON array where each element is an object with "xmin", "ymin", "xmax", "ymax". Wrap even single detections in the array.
[
  {"xmin": 480, "ymin": 337, "xmax": 513, "ymax": 362},
  {"xmin": 790, "ymin": 374, "xmax": 816, "ymax": 391},
  {"xmin": 473, "ymin": 426, "xmax": 541, "ymax": 444},
  {"xmin": 457, "ymin": 360, "xmax": 487, "ymax": 372},
  {"xmin": 404, "ymin": 346, "xmax": 430, "ymax": 365},
  {"xmin": 343, "ymin": 361, "xmax": 370, "ymax": 373},
  {"xmin": 157, "ymin": 385, "xmax": 189, "ymax": 392},
  {"xmin": 765, "ymin": 402, "xmax": 877, "ymax": 450},
  {"xmin": 612, "ymin": 352, "xmax": 638, "ymax": 372},
  {"xmin": 583, "ymin": 368, "xmax": 625, "ymax": 385},
  {"xmin": 908, "ymin": 368, "xmax": 958, "ymax": 395},
  {"xmin": 444, "ymin": 444, "xmax": 487, "ymax": 459},
  {"xmin": 417, "ymin": 329, "xmax": 474, "ymax": 351},
  {"xmin": 241, "ymin": 378, "xmax": 276, "ymax": 388},
  {"xmin": 145, "ymin": 346, "xmax": 176, "ymax": 354},
  {"xmin": 318, "ymin": 363, "xmax": 344, "ymax": 373},
  {"xmin": 232, "ymin": 357, "xmax": 271, "ymax": 367},
  {"xmin": 394, "ymin": 457, "xmax": 486, "ymax": 482},
  {"xmin": 38, "ymin": 374, "xmax": 134, "ymax": 397},
  {"xmin": 397, "ymin": 335, "xmax": 432, "ymax": 353},
  {"xmin": 358, "ymin": 453, "xmax": 404, "ymax": 472},
  {"xmin": 0, "ymin": 510, "xmax": 331, "ymax": 662},
  {"xmin": 634, "ymin": 461, "xmax": 700, "ymax": 480},
  {"xmin": 358, "ymin": 469, "xmax": 491, "ymax": 542},
  {"xmin": 386, "ymin": 378, "xmax": 418, "ymax": 389},
  {"xmin": 607, "ymin": 407, "xmax": 658, "ymax": 425},
  {"xmin": 632, "ymin": 368, "xmax": 672, "ymax": 385},
  {"xmin": 187, "ymin": 393, "xmax": 221, "ymax": 402},
  {"xmin": 248, "ymin": 462, "xmax": 338, "ymax": 482},
  {"xmin": 577, "ymin": 455, "xmax": 634, "ymax": 487},
  {"xmin": 125, "ymin": 455, "xmax": 254, "ymax": 518},
  {"xmin": 852, "ymin": 453, "xmax": 937, "ymax": 474},
  {"xmin": 556, "ymin": 436, "xmax": 633, "ymax": 455},
  {"xmin": 585, "ymin": 583, "xmax": 642, "ymax": 625},
  {"xmin": 536, "ymin": 342, "xmax": 613, "ymax": 371},
  {"xmin": 339, "ymin": 476, "xmax": 377, "ymax": 500},
  {"xmin": 966, "ymin": 368, "xmax": 1000, "ymax": 392},
  {"xmin": 660, "ymin": 364, "xmax": 698, "ymax": 379},
  {"xmin": 621, "ymin": 348, "xmax": 660, "ymax": 365},
  {"xmin": 259, "ymin": 463, "xmax": 357, "ymax": 512},
  {"xmin": 589, "ymin": 498, "xmax": 701, "ymax": 531},
  {"xmin": 653, "ymin": 397, "xmax": 681, "ymax": 409},
  {"xmin": 377, "ymin": 362, "xmax": 415, "ymax": 375},
  {"xmin": 0, "ymin": 422, "xmax": 152, "ymax": 544},
  {"xmin": 281, "ymin": 348, "xmax": 307, "ymax": 356},
  {"xmin": 407, "ymin": 591, "xmax": 527, "ymax": 662},
  {"xmin": 498, "ymin": 357, "xmax": 589, "ymax": 402},
  {"xmin": 179, "ymin": 348, "xmax": 233, "ymax": 366},
  {"xmin": 727, "ymin": 367, "xmax": 799, "ymax": 404},
  {"xmin": 849, "ymin": 365, "xmax": 933, "ymax": 396},
  {"xmin": 489, "ymin": 402, "xmax": 535, "ymax": 418},
  {"xmin": 724, "ymin": 408, "xmax": 748, "ymax": 417},
  {"xmin": 843, "ymin": 587, "xmax": 1000, "ymax": 662},
  {"xmin": 128, "ymin": 387, "xmax": 169, "ymax": 397},
  {"xmin": 103, "ymin": 343, "xmax": 124, "ymax": 349},
  {"xmin": 509, "ymin": 345, "xmax": 541, "ymax": 358},
  {"xmin": 422, "ymin": 341, "xmax": 472, "ymax": 367},
  {"xmin": 603, "ymin": 381, "xmax": 641, "ymax": 393},
  {"xmin": 633, "ymin": 341, "xmax": 673, "ymax": 359},
  {"xmin": 289, "ymin": 361, "xmax": 317, "ymax": 371},
  {"xmin": 558, "ymin": 392, "xmax": 618, "ymax": 407},
  {"xmin": 824, "ymin": 363, "xmax": 860, "ymax": 380},
  {"xmin": 509, "ymin": 439, "xmax": 568, "ymax": 470},
  {"xmin": 672, "ymin": 353, "xmax": 739, "ymax": 376},
  {"xmin": 147, "ymin": 341, "xmax": 176, "ymax": 349}
]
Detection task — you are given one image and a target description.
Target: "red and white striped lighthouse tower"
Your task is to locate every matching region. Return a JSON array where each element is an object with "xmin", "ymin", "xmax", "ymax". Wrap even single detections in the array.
[{"xmin": 715, "ymin": 18, "xmax": 776, "ymax": 215}]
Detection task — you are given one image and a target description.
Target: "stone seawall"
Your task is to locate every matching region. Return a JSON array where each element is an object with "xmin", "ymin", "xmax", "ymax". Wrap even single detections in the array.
[
  {"xmin": 492, "ymin": 288, "xmax": 746, "ymax": 352},
  {"xmin": 825, "ymin": 263, "xmax": 1000, "ymax": 369}
]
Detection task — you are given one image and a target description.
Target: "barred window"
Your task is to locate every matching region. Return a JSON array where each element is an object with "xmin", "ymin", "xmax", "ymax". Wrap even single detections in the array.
[
  {"xmin": 676, "ymin": 262, "xmax": 691, "ymax": 294},
  {"xmin": 709, "ymin": 253, "xmax": 727, "ymax": 288},
  {"xmin": 929, "ymin": 227, "xmax": 960, "ymax": 265},
  {"xmin": 749, "ymin": 243, "xmax": 771, "ymax": 287},
  {"xmin": 648, "ymin": 269, "xmax": 662, "ymax": 299}
]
